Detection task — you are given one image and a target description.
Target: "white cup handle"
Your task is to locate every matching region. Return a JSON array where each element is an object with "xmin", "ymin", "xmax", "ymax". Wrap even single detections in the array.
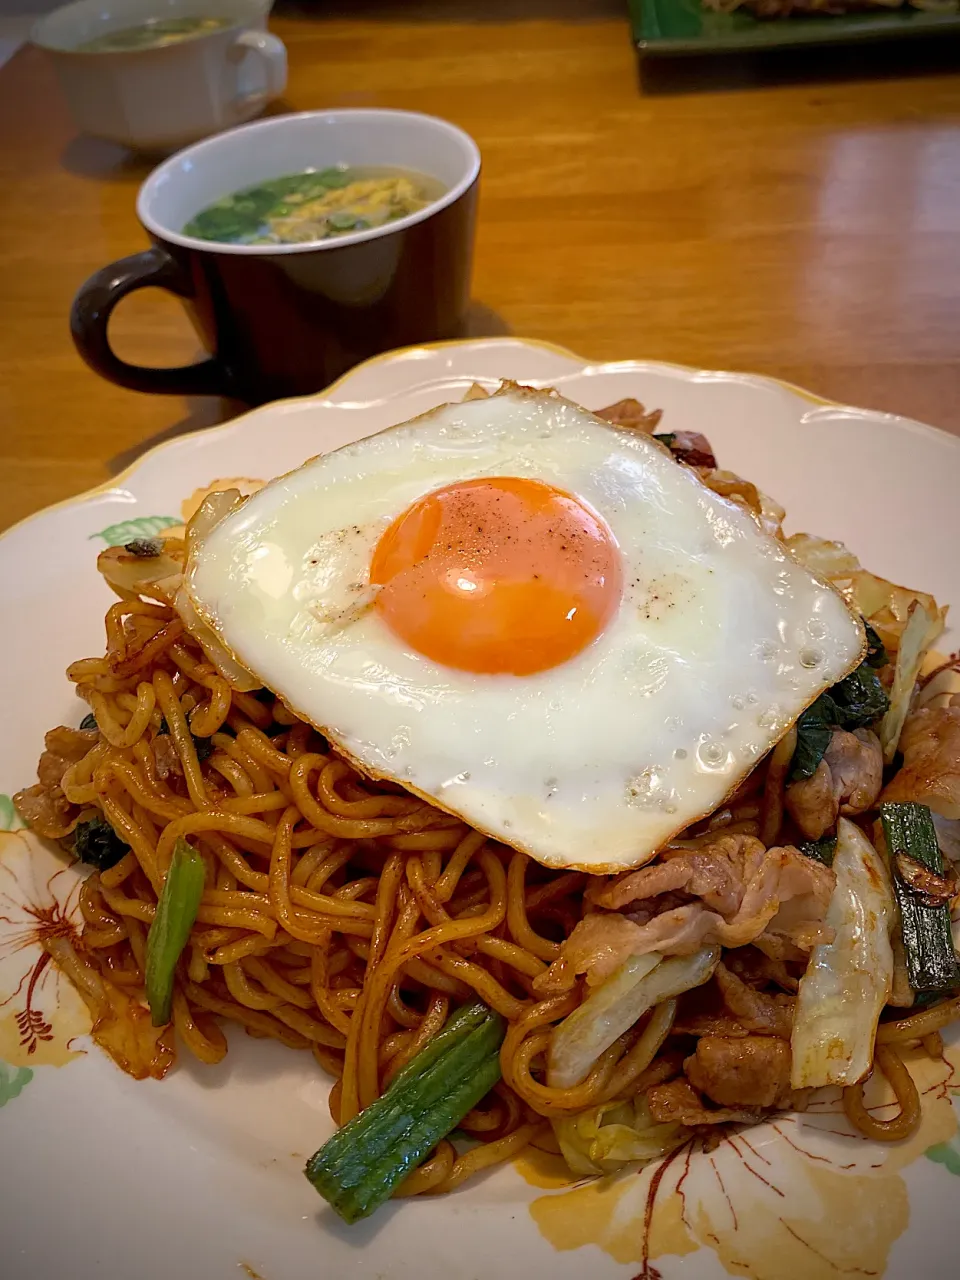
[{"xmin": 231, "ymin": 29, "xmax": 287, "ymax": 115}]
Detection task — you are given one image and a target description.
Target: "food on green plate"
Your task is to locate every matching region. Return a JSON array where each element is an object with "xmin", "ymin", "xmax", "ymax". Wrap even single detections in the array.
[{"xmin": 183, "ymin": 166, "xmax": 446, "ymax": 246}]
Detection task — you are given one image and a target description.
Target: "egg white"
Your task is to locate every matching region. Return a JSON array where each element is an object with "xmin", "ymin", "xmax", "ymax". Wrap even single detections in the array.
[{"xmin": 185, "ymin": 385, "xmax": 864, "ymax": 871}]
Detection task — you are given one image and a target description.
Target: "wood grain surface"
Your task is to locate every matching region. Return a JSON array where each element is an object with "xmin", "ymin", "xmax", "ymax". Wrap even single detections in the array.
[{"xmin": 1, "ymin": 0, "xmax": 959, "ymax": 530}]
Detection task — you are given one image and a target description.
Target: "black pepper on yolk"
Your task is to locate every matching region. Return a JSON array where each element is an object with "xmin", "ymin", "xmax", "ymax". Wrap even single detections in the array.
[{"xmin": 369, "ymin": 476, "xmax": 623, "ymax": 676}]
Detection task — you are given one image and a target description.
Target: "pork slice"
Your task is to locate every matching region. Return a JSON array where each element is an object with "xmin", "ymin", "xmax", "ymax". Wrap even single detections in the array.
[
  {"xmin": 647, "ymin": 1078, "xmax": 760, "ymax": 1127},
  {"xmin": 880, "ymin": 705, "xmax": 960, "ymax": 819},
  {"xmin": 684, "ymin": 1035, "xmax": 794, "ymax": 1109}
]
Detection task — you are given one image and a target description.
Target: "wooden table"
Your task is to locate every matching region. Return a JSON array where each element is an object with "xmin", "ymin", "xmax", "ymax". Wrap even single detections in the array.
[{"xmin": 2, "ymin": 1, "xmax": 959, "ymax": 532}]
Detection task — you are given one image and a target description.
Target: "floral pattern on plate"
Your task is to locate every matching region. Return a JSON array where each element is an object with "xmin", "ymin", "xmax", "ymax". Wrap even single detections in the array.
[
  {"xmin": 0, "ymin": 829, "xmax": 91, "ymax": 1071},
  {"xmin": 526, "ymin": 1044, "xmax": 960, "ymax": 1278}
]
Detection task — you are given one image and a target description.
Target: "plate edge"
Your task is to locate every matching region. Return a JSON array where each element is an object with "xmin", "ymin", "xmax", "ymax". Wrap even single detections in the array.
[{"xmin": 7, "ymin": 338, "xmax": 956, "ymax": 545}]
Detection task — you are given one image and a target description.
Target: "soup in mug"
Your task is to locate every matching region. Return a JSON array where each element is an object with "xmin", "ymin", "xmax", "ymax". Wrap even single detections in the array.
[
  {"xmin": 76, "ymin": 16, "xmax": 231, "ymax": 52},
  {"xmin": 183, "ymin": 166, "xmax": 447, "ymax": 245}
]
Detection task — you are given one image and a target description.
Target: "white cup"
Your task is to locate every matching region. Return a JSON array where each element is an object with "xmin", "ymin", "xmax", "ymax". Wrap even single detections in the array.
[{"xmin": 32, "ymin": 0, "xmax": 288, "ymax": 154}]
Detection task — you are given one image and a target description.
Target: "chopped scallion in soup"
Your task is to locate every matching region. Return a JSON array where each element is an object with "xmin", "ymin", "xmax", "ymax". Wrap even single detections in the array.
[
  {"xmin": 183, "ymin": 167, "xmax": 446, "ymax": 246},
  {"xmin": 76, "ymin": 16, "xmax": 230, "ymax": 52}
]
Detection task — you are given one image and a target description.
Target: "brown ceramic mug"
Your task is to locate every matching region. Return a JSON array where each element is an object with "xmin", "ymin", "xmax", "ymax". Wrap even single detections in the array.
[{"xmin": 70, "ymin": 109, "xmax": 480, "ymax": 404}]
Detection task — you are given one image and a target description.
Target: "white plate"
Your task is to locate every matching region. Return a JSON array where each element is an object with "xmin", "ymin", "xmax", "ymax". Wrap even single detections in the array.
[{"xmin": 3, "ymin": 337, "xmax": 960, "ymax": 1280}]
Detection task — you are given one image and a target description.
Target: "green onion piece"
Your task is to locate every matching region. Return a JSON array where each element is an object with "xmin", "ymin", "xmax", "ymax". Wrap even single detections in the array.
[
  {"xmin": 386, "ymin": 998, "xmax": 491, "ymax": 1092},
  {"xmin": 880, "ymin": 802, "xmax": 960, "ymax": 993},
  {"xmin": 305, "ymin": 1002, "xmax": 505, "ymax": 1223},
  {"xmin": 145, "ymin": 836, "xmax": 206, "ymax": 1026},
  {"xmin": 327, "ymin": 210, "xmax": 362, "ymax": 230}
]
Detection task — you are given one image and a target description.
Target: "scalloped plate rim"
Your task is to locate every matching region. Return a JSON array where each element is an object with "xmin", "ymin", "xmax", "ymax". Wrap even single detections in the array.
[{"xmin": 4, "ymin": 336, "xmax": 960, "ymax": 548}]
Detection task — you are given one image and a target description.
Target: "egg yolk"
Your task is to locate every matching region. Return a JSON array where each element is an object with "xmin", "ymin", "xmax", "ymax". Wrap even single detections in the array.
[{"xmin": 369, "ymin": 476, "xmax": 622, "ymax": 675}]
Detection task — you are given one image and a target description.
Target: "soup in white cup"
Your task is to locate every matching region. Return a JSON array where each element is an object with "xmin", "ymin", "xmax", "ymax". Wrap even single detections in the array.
[{"xmin": 32, "ymin": 0, "xmax": 287, "ymax": 154}]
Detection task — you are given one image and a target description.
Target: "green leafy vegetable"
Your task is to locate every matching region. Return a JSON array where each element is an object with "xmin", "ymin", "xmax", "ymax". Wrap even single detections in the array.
[
  {"xmin": 155, "ymin": 718, "xmax": 215, "ymax": 763},
  {"xmin": 145, "ymin": 837, "xmax": 206, "ymax": 1026},
  {"xmin": 789, "ymin": 650, "xmax": 890, "ymax": 783},
  {"xmin": 79, "ymin": 712, "xmax": 98, "ymax": 732},
  {"xmin": 789, "ymin": 708, "xmax": 834, "ymax": 783},
  {"xmin": 312, "ymin": 167, "xmax": 352, "ymax": 189},
  {"xmin": 799, "ymin": 833, "xmax": 838, "ymax": 867},
  {"xmin": 305, "ymin": 1002, "xmax": 505, "ymax": 1223},
  {"xmin": 185, "ymin": 169, "xmax": 355, "ymax": 243},
  {"xmin": 831, "ymin": 662, "xmax": 890, "ymax": 727},
  {"xmin": 191, "ymin": 735, "xmax": 215, "ymax": 763},
  {"xmin": 73, "ymin": 817, "xmax": 129, "ymax": 871},
  {"xmin": 880, "ymin": 802, "xmax": 960, "ymax": 994},
  {"xmin": 911, "ymin": 991, "xmax": 950, "ymax": 1011}
]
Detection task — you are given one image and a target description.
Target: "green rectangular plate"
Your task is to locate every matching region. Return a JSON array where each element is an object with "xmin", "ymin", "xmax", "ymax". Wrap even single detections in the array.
[{"xmin": 630, "ymin": 0, "xmax": 960, "ymax": 54}]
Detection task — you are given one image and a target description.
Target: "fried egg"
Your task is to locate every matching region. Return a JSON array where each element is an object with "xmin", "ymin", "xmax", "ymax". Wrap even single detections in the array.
[{"xmin": 185, "ymin": 385, "xmax": 864, "ymax": 871}]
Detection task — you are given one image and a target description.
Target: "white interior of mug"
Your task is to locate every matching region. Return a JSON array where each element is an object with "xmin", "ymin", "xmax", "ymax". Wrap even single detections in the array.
[
  {"xmin": 137, "ymin": 109, "xmax": 482, "ymax": 255},
  {"xmin": 33, "ymin": 0, "xmax": 271, "ymax": 53}
]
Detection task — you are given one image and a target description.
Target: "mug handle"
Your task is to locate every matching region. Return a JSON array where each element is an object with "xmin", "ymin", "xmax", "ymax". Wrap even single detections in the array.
[
  {"xmin": 70, "ymin": 246, "xmax": 229, "ymax": 397},
  {"xmin": 231, "ymin": 30, "xmax": 288, "ymax": 116}
]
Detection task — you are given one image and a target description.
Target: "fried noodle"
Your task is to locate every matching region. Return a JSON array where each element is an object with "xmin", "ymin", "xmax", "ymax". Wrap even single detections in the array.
[{"xmin": 27, "ymin": 599, "xmax": 602, "ymax": 1190}]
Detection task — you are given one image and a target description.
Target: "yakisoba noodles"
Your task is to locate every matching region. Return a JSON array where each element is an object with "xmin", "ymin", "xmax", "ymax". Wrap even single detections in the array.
[
  {"xmin": 15, "ymin": 386, "xmax": 960, "ymax": 1214},
  {"xmin": 29, "ymin": 617, "xmax": 608, "ymax": 1181}
]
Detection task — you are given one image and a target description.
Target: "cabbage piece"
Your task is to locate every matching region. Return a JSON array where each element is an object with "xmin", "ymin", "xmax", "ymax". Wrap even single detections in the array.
[
  {"xmin": 790, "ymin": 818, "xmax": 894, "ymax": 1088},
  {"xmin": 785, "ymin": 534, "xmax": 945, "ymax": 661},
  {"xmin": 845, "ymin": 571, "xmax": 944, "ymax": 653},
  {"xmin": 547, "ymin": 947, "xmax": 718, "ymax": 1089},
  {"xmin": 880, "ymin": 600, "xmax": 943, "ymax": 763},
  {"xmin": 785, "ymin": 533, "xmax": 862, "ymax": 579},
  {"xmin": 697, "ymin": 469, "xmax": 785, "ymax": 538},
  {"xmin": 933, "ymin": 813, "xmax": 960, "ymax": 864},
  {"xmin": 184, "ymin": 488, "xmax": 247, "ymax": 557},
  {"xmin": 552, "ymin": 1097, "xmax": 685, "ymax": 1178}
]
